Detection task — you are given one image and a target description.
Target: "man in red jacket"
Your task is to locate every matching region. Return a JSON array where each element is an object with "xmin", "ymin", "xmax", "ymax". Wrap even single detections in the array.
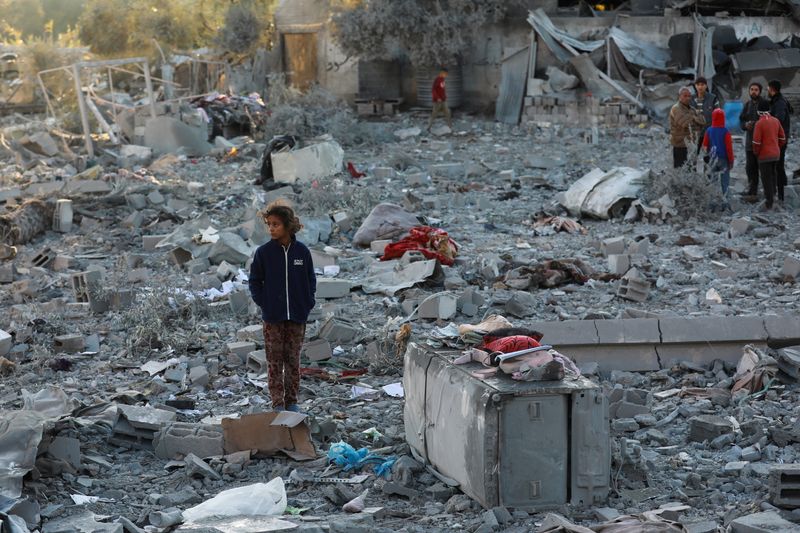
[
  {"xmin": 752, "ymin": 99, "xmax": 787, "ymax": 210},
  {"xmin": 428, "ymin": 68, "xmax": 451, "ymax": 131}
]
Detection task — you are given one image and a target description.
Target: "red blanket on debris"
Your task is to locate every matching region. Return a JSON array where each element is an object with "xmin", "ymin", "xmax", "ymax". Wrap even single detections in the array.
[
  {"xmin": 380, "ymin": 226, "xmax": 458, "ymax": 266},
  {"xmin": 480, "ymin": 335, "xmax": 541, "ymax": 353}
]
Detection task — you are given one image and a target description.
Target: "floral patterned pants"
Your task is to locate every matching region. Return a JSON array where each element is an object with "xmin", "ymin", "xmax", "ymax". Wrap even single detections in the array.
[{"xmin": 262, "ymin": 321, "xmax": 306, "ymax": 408}]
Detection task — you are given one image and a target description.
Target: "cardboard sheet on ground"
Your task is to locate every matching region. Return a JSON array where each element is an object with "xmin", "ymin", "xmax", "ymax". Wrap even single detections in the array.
[
  {"xmin": 222, "ymin": 413, "xmax": 316, "ymax": 460},
  {"xmin": 359, "ymin": 258, "xmax": 443, "ymax": 296},
  {"xmin": 563, "ymin": 167, "xmax": 650, "ymax": 220}
]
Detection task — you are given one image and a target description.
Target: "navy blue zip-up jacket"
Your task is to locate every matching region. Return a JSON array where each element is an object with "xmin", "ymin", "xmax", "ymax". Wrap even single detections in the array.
[{"xmin": 248, "ymin": 237, "xmax": 316, "ymax": 324}]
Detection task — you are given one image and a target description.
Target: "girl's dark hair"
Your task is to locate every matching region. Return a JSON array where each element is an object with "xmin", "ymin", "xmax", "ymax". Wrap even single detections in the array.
[{"xmin": 262, "ymin": 200, "xmax": 302, "ymax": 235}]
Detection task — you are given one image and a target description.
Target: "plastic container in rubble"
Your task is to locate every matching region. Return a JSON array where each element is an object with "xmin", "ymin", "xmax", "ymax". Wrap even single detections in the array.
[{"xmin": 403, "ymin": 342, "xmax": 610, "ymax": 510}]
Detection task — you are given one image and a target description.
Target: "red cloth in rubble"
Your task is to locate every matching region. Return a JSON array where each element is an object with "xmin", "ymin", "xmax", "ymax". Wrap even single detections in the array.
[
  {"xmin": 480, "ymin": 335, "xmax": 542, "ymax": 353},
  {"xmin": 380, "ymin": 226, "xmax": 458, "ymax": 266},
  {"xmin": 347, "ymin": 162, "xmax": 365, "ymax": 178}
]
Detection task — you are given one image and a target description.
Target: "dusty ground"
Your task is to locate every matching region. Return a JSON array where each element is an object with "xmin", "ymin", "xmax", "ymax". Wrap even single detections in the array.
[{"xmin": 1, "ymin": 109, "xmax": 800, "ymax": 532}]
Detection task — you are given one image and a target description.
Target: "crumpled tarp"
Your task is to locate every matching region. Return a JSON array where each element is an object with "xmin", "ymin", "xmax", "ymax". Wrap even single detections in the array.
[
  {"xmin": 359, "ymin": 258, "xmax": 443, "ymax": 296},
  {"xmin": 563, "ymin": 167, "xmax": 650, "ymax": 220},
  {"xmin": 380, "ymin": 226, "xmax": 458, "ymax": 266},
  {"xmin": 0, "ymin": 411, "xmax": 45, "ymax": 499},
  {"xmin": 353, "ymin": 203, "xmax": 420, "ymax": 247}
]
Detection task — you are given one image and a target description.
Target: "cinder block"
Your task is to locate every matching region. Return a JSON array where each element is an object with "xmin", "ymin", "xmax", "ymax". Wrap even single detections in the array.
[
  {"xmin": 318, "ymin": 317, "xmax": 357, "ymax": 344},
  {"xmin": 52, "ymin": 255, "xmax": 73, "ymax": 271},
  {"xmin": 189, "ymin": 365, "xmax": 209, "ymax": 387},
  {"xmin": 247, "ymin": 350, "xmax": 267, "ymax": 374},
  {"xmin": 729, "ymin": 218, "xmax": 750, "ymax": 237},
  {"xmin": 316, "ymin": 279, "xmax": 352, "ymax": 299},
  {"xmin": 153, "ymin": 422, "xmax": 224, "ymax": 459},
  {"xmin": 418, "ymin": 293, "xmax": 457, "ymax": 320},
  {"xmin": 769, "ymin": 464, "xmax": 800, "ymax": 509},
  {"xmin": 167, "ymin": 247, "xmax": 192, "ymax": 266},
  {"xmin": 185, "ymin": 257, "xmax": 209, "ymax": 274},
  {"xmin": 303, "ymin": 339, "xmax": 332, "ymax": 361},
  {"xmin": 607, "ymin": 254, "xmax": 631, "ymax": 275},
  {"xmin": 601, "ymin": 237, "xmax": 625, "ymax": 257},
  {"xmin": 227, "ymin": 341, "xmax": 256, "ymax": 363},
  {"xmin": 53, "ymin": 199, "xmax": 73, "ymax": 233},
  {"xmin": 31, "ymin": 247, "xmax": 55, "ymax": 268},
  {"xmin": 332, "ymin": 211, "xmax": 351, "ymax": 232},
  {"xmin": 126, "ymin": 193, "xmax": 147, "ymax": 210},
  {"xmin": 54, "ymin": 334, "xmax": 85, "ymax": 353},
  {"xmin": 627, "ymin": 239, "xmax": 649, "ymax": 255},
  {"xmin": 70, "ymin": 270, "xmax": 108, "ymax": 313},
  {"xmin": 122, "ymin": 211, "xmax": 144, "ymax": 229}
]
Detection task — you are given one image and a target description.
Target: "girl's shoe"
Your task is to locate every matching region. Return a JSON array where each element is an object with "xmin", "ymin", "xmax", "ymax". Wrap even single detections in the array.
[{"xmin": 286, "ymin": 404, "xmax": 304, "ymax": 413}]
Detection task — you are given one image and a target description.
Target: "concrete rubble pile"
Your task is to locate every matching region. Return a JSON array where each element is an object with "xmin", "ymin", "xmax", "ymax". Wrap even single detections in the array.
[{"xmin": 2, "ymin": 78, "xmax": 800, "ymax": 533}]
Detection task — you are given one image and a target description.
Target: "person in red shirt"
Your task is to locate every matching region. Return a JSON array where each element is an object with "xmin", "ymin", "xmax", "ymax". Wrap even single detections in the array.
[
  {"xmin": 752, "ymin": 99, "xmax": 787, "ymax": 210},
  {"xmin": 427, "ymin": 68, "xmax": 451, "ymax": 131}
]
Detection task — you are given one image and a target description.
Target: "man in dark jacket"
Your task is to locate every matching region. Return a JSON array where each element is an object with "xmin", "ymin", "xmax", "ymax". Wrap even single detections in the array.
[
  {"xmin": 768, "ymin": 80, "xmax": 792, "ymax": 201},
  {"xmin": 690, "ymin": 76, "xmax": 720, "ymax": 154},
  {"xmin": 739, "ymin": 82, "xmax": 764, "ymax": 199}
]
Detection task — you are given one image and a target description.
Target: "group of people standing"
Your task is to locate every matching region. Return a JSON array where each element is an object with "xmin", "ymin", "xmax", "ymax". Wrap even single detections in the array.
[{"xmin": 669, "ymin": 76, "xmax": 792, "ymax": 211}]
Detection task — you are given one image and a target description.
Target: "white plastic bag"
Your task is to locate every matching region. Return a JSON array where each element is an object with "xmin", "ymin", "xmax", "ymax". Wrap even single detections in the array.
[{"xmin": 182, "ymin": 478, "xmax": 287, "ymax": 522}]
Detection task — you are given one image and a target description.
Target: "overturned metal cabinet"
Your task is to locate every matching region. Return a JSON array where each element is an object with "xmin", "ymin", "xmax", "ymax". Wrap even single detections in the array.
[{"xmin": 403, "ymin": 342, "xmax": 609, "ymax": 510}]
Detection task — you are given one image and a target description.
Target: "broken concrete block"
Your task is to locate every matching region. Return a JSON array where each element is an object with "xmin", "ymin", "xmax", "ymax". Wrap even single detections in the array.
[
  {"xmin": 229, "ymin": 290, "xmax": 250, "ymax": 315},
  {"xmin": 31, "ymin": 247, "xmax": 55, "ymax": 268},
  {"xmin": 142, "ymin": 234, "xmax": 166, "ymax": 251},
  {"xmin": 209, "ymin": 232, "xmax": 251, "ymax": 265},
  {"xmin": 48, "ymin": 435, "xmax": 81, "ymax": 469},
  {"xmin": 0, "ymin": 262, "xmax": 14, "ymax": 283},
  {"xmin": 189, "ymin": 365, "xmax": 209, "ymax": 387},
  {"xmin": 394, "ymin": 127, "xmax": 421, "ymax": 140},
  {"xmin": 627, "ymin": 238, "xmax": 649, "ymax": 255},
  {"xmin": 185, "ymin": 452, "xmax": 221, "ymax": 480},
  {"xmin": 688, "ymin": 415, "xmax": 734, "ymax": 443},
  {"xmin": 167, "ymin": 247, "xmax": 192, "ymax": 266},
  {"xmin": 110, "ymin": 289, "xmax": 134, "ymax": 310},
  {"xmin": 153, "ymin": 422, "xmax": 224, "ymax": 460},
  {"xmin": 52, "ymin": 255, "xmax": 73, "ymax": 271},
  {"xmin": 71, "ymin": 270, "xmax": 109, "ymax": 313},
  {"xmin": 216, "ymin": 261, "xmax": 239, "ymax": 281},
  {"xmin": 607, "ymin": 254, "xmax": 631, "ymax": 275},
  {"xmin": 120, "ymin": 144, "xmax": 153, "ymax": 166},
  {"xmin": 147, "ymin": 190, "xmax": 165, "ymax": 205},
  {"xmin": 781, "ymin": 255, "xmax": 800, "ymax": 280},
  {"xmin": 616, "ymin": 268, "xmax": 649, "ymax": 302},
  {"xmin": 111, "ymin": 404, "xmax": 176, "ymax": 450},
  {"xmin": 237, "ymin": 325, "xmax": 262, "ymax": 342},
  {"xmin": 54, "ymin": 334, "xmax": 85, "ymax": 353},
  {"xmin": 303, "ymin": 339, "xmax": 332, "ymax": 361},
  {"xmin": 370, "ymin": 240, "xmax": 391, "ymax": 254},
  {"xmin": 729, "ymin": 511, "xmax": 800, "ymax": 533},
  {"xmin": 272, "ymin": 140, "xmax": 344, "ymax": 184},
  {"xmin": 332, "ymin": 210, "xmax": 352, "ymax": 232},
  {"xmin": 53, "ymin": 199, "xmax": 73, "ymax": 233},
  {"xmin": 122, "ymin": 210, "xmax": 144, "ymax": 229},
  {"xmin": 373, "ymin": 167, "xmax": 395, "ymax": 179},
  {"xmin": 41, "ymin": 511, "xmax": 124, "ymax": 533},
  {"xmin": 318, "ymin": 317, "xmax": 357, "ymax": 344},
  {"xmin": 428, "ymin": 163, "xmax": 464, "ymax": 178},
  {"xmin": 144, "ymin": 116, "xmax": 212, "ymax": 157},
  {"xmin": 0, "ymin": 329, "xmax": 11, "ymax": 356},
  {"xmin": 227, "ymin": 341, "xmax": 256, "ymax": 363},
  {"xmin": 769, "ymin": 464, "xmax": 800, "ymax": 509},
  {"xmin": 729, "ymin": 218, "xmax": 750, "ymax": 238},
  {"xmin": 247, "ymin": 350, "xmax": 267, "ymax": 374},
  {"xmin": 185, "ymin": 257, "xmax": 209, "ymax": 275},
  {"xmin": 22, "ymin": 131, "xmax": 59, "ymax": 156},
  {"xmin": 601, "ymin": 237, "xmax": 625, "ymax": 257},
  {"xmin": 418, "ymin": 293, "xmax": 457, "ymax": 320},
  {"xmin": 316, "ymin": 279, "xmax": 352, "ymax": 299}
]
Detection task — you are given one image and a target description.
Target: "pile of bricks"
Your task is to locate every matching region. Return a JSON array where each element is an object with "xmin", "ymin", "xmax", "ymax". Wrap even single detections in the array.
[{"xmin": 523, "ymin": 95, "xmax": 649, "ymax": 127}]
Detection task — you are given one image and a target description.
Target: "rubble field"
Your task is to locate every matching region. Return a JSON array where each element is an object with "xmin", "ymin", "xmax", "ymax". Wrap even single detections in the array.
[{"xmin": 2, "ymin": 109, "xmax": 800, "ymax": 533}]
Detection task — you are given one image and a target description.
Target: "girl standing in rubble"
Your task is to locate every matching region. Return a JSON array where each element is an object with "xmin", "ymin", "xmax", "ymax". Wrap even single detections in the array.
[{"xmin": 248, "ymin": 201, "xmax": 316, "ymax": 412}]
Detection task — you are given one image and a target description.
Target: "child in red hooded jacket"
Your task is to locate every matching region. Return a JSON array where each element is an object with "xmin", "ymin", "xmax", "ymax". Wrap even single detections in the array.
[{"xmin": 702, "ymin": 108, "xmax": 734, "ymax": 202}]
